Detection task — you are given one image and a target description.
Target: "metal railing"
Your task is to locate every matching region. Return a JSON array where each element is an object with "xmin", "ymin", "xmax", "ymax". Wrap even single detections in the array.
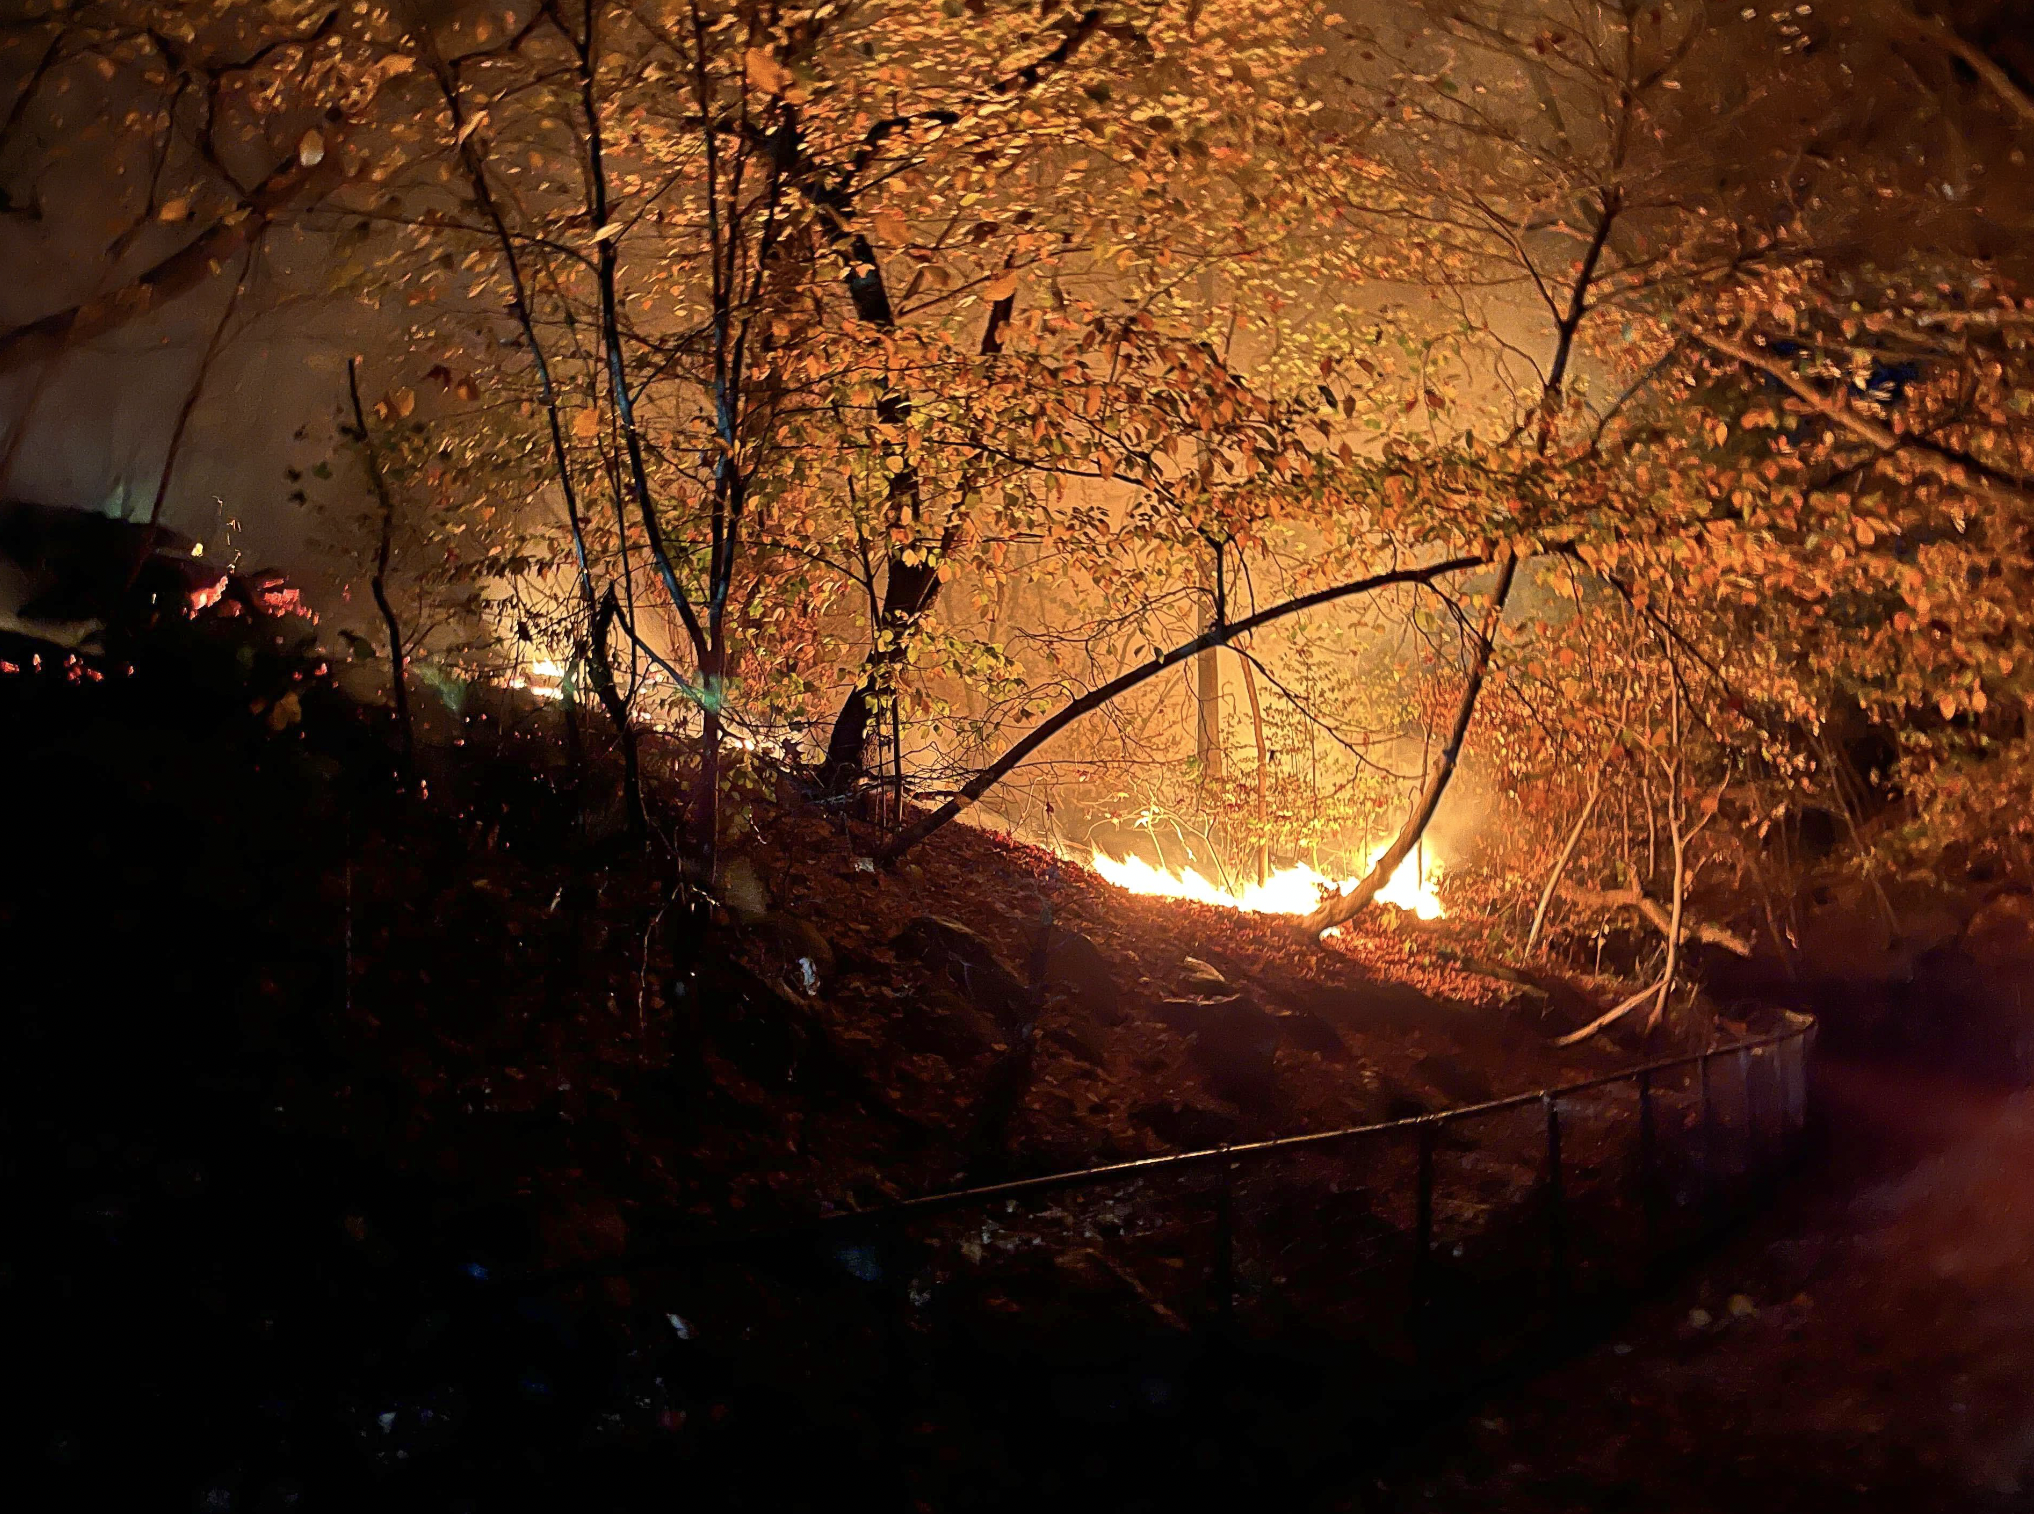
[{"xmin": 497, "ymin": 1014, "xmax": 1816, "ymax": 1483}]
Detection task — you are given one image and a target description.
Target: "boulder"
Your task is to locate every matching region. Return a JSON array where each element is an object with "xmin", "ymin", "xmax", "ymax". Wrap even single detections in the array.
[
  {"xmin": 1043, "ymin": 926, "xmax": 1124, "ymax": 1023},
  {"xmin": 750, "ymin": 911, "xmax": 836, "ymax": 996},
  {"xmin": 891, "ymin": 988, "xmax": 1006, "ymax": 1064},
  {"xmin": 892, "ymin": 916, "xmax": 1033, "ymax": 1032},
  {"xmin": 1267, "ymin": 1004, "xmax": 1349, "ymax": 1060},
  {"xmin": 1131, "ymin": 1097, "xmax": 1243, "ymax": 1150},
  {"xmin": 1414, "ymin": 1052, "xmax": 1495, "ymax": 1106},
  {"xmin": 1156, "ymin": 993, "xmax": 1281, "ymax": 1113}
]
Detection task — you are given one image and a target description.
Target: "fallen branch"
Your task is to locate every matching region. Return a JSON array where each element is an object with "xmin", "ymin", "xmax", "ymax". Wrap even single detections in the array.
[
  {"xmin": 1552, "ymin": 974, "xmax": 1666, "ymax": 1047},
  {"xmin": 1558, "ymin": 882, "xmax": 1753, "ymax": 957},
  {"xmin": 875, "ymin": 554, "xmax": 1487, "ymax": 861}
]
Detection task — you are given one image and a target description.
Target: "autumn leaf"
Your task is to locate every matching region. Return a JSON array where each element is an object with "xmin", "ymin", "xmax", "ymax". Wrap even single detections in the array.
[
  {"xmin": 297, "ymin": 129, "xmax": 325, "ymax": 168},
  {"xmin": 745, "ymin": 48, "xmax": 793, "ymax": 95},
  {"xmin": 159, "ymin": 198, "xmax": 189, "ymax": 223},
  {"xmin": 984, "ymin": 271, "xmax": 1020, "ymax": 303},
  {"xmin": 572, "ymin": 409, "xmax": 600, "ymax": 441}
]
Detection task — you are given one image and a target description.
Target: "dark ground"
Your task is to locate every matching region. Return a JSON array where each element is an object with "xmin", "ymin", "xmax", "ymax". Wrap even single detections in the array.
[
  {"xmin": 1355, "ymin": 1057, "xmax": 2034, "ymax": 1513},
  {"xmin": 4, "ymin": 640, "xmax": 2025, "ymax": 1511}
]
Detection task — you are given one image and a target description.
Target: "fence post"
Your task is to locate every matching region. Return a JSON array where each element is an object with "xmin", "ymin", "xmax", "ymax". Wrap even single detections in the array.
[
  {"xmin": 1737, "ymin": 1045, "xmax": 1755, "ymax": 1174},
  {"xmin": 1543, "ymin": 1093, "xmax": 1567, "ymax": 1304},
  {"xmin": 1637, "ymin": 1068, "xmax": 1658, "ymax": 1267},
  {"xmin": 1799, "ymin": 1031, "xmax": 1812, "ymax": 1133},
  {"xmin": 1414, "ymin": 1122, "xmax": 1436, "ymax": 1312},
  {"xmin": 1213, "ymin": 1163, "xmax": 1236, "ymax": 1337},
  {"xmin": 1700, "ymin": 1050, "xmax": 1718, "ymax": 1202}
]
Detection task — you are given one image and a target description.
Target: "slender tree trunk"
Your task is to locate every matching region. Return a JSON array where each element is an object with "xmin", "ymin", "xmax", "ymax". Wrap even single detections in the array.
[
  {"xmin": 819, "ymin": 290, "xmax": 1013, "ymax": 795},
  {"xmin": 1239, "ymin": 648, "xmax": 1269, "ymax": 885},
  {"xmin": 1196, "ymin": 552, "xmax": 1225, "ymax": 782},
  {"xmin": 1304, "ymin": 553, "xmax": 1518, "ymax": 936},
  {"xmin": 1525, "ymin": 771, "xmax": 1604, "ymax": 957},
  {"xmin": 407, "ymin": 9, "xmax": 643, "ymax": 832},
  {"xmin": 145, "ymin": 243, "xmax": 254, "ymax": 536},
  {"xmin": 346, "ymin": 359, "xmax": 415, "ymax": 781},
  {"xmin": 1648, "ymin": 684, "xmax": 1687, "ymax": 1034},
  {"xmin": 693, "ymin": 645, "xmax": 725, "ymax": 885},
  {"xmin": 593, "ymin": 589, "xmax": 643, "ymax": 825}
]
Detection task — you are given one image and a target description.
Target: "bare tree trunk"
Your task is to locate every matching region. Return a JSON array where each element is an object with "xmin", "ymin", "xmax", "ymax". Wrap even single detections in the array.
[
  {"xmin": 346, "ymin": 358, "xmax": 415, "ymax": 781},
  {"xmin": 1304, "ymin": 553, "xmax": 1518, "ymax": 936},
  {"xmin": 1196, "ymin": 551, "xmax": 1225, "ymax": 782},
  {"xmin": 407, "ymin": 6, "xmax": 643, "ymax": 833},
  {"xmin": 1525, "ymin": 771, "xmax": 1603, "ymax": 957},
  {"xmin": 134, "ymin": 241, "xmax": 257, "ymax": 563},
  {"xmin": 819, "ymin": 290, "xmax": 1014, "ymax": 795},
  {"xmin": 1647, "ymin": 677, "xmax": 1687, "ymax": 1034},
  {"xmin": 1239, "ymin": 647, "xmax": 1269, "ymax": 884}
]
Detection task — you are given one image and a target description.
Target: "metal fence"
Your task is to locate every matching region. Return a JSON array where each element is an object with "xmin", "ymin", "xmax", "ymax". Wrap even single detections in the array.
[{"xmin": 505, "ymin": 1015, "xmax": 1816, "ymax": 1492}]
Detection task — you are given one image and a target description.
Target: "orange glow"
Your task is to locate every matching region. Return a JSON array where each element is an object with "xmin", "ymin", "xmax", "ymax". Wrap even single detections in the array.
[{"xmin": 1087, "ymin": 845, "xmax": 1444, "ymax": 920}]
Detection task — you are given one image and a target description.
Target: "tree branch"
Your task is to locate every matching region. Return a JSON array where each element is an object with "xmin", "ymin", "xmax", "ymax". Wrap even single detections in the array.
[{"xmin": 876, "ymin": 555, "xmax": 1489, "ymax": 862}]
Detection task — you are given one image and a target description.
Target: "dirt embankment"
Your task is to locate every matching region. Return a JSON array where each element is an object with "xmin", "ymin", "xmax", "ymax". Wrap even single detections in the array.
[{"xmin": 1359, "ymin": 1058, "xmax": 2034, "ymax": 1513}]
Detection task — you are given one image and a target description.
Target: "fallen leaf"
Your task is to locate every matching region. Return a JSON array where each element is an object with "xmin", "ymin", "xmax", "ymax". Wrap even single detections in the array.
[{"xmin": 298, "ymin": 129, "xmax": 325, "ymax": 168}]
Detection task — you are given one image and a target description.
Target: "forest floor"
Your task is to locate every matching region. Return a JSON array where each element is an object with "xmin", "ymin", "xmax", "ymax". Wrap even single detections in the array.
[
  {"xmin": 1356, "ymin": 1057, "xmax": 2034, "ymax": 1513},
  {"xmin": 0, "ymin": 640, "xmax": 1811, "ymax": 1510}
]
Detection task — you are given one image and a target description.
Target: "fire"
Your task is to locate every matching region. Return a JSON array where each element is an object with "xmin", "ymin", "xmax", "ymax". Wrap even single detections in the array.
[
  {"xmin": 1089, "ymin": 845, "xmax": 1444, "ymax": 921},
  {"xmin": 505, "ymin": 657, "xmax": 567, "ymax": 701}
]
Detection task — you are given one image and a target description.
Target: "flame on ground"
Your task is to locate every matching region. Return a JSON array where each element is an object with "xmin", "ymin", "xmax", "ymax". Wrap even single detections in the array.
[{"xmin": 1089, "ymin": 846, "xmax": 1444, "ymax": 921}]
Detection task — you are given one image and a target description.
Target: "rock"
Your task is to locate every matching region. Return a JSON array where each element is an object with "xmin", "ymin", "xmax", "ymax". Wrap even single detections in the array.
[
  {"xmin": 893, "ymin": 916, "xmax": 1033, "ymax": 1031},
  {"xmin": 751, "ymin": 912, "xmax": 836, "ymax": 995},
  {"xmin": 1043, "ymin": 1021, "xmax": 1108, "ymax": 1069},
  {"xmin": 706, "ymin": 959, "xmax": 830, "ymax": 1088},
  {"xmin": 1044, "ymin": 926, "xmax": 1123, "ymax": 1023},
  {"xmin": 1965, "ymin": 890, "xmax": 2034, "ymax": 969},
  {"xmin": 719, "ymin": 854, "xmax": 769, "ymax": 923},
  {"xmin": 1415, "ymin": 1052, "xmax": 1495, "ymax": 1106},
  {"xmin": 1156, "ymin": 993, "xmax": 1280, "ymax": 1113},
  {"xmin": 890, "ymin": 988, "xmax": 1005, "ymax": 1063},
  {"xmin": 1268, "ymin": 1005, "xmax": 1349, "ymax": 1059},
  {"xmin": 1131, "ymin": 1097, "xmax": 1242, "ymax": 1150}
]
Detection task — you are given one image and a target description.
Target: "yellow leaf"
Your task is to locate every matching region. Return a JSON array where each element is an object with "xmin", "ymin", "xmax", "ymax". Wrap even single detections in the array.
[
  {"xmin": 297, "ymin": 128, "xmax": 325, "ymax": 168},
  {"xmin": 983, "ymin": 271, "xmax": 1019, "ymax": 302},
  {"xmin": 744, "ymin": 47, "xmax": 793, "ymax": 95},
  {"xmin": 572, "ymin": 408, "xmax": 599, "ymax": 441},
  {"xmin": 391, "ymin": 387, "xmax": 416, "ymax": 418},
  {"xmin": 159, "ymin": 198, "xmax": 189, "ymax": 223}
]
